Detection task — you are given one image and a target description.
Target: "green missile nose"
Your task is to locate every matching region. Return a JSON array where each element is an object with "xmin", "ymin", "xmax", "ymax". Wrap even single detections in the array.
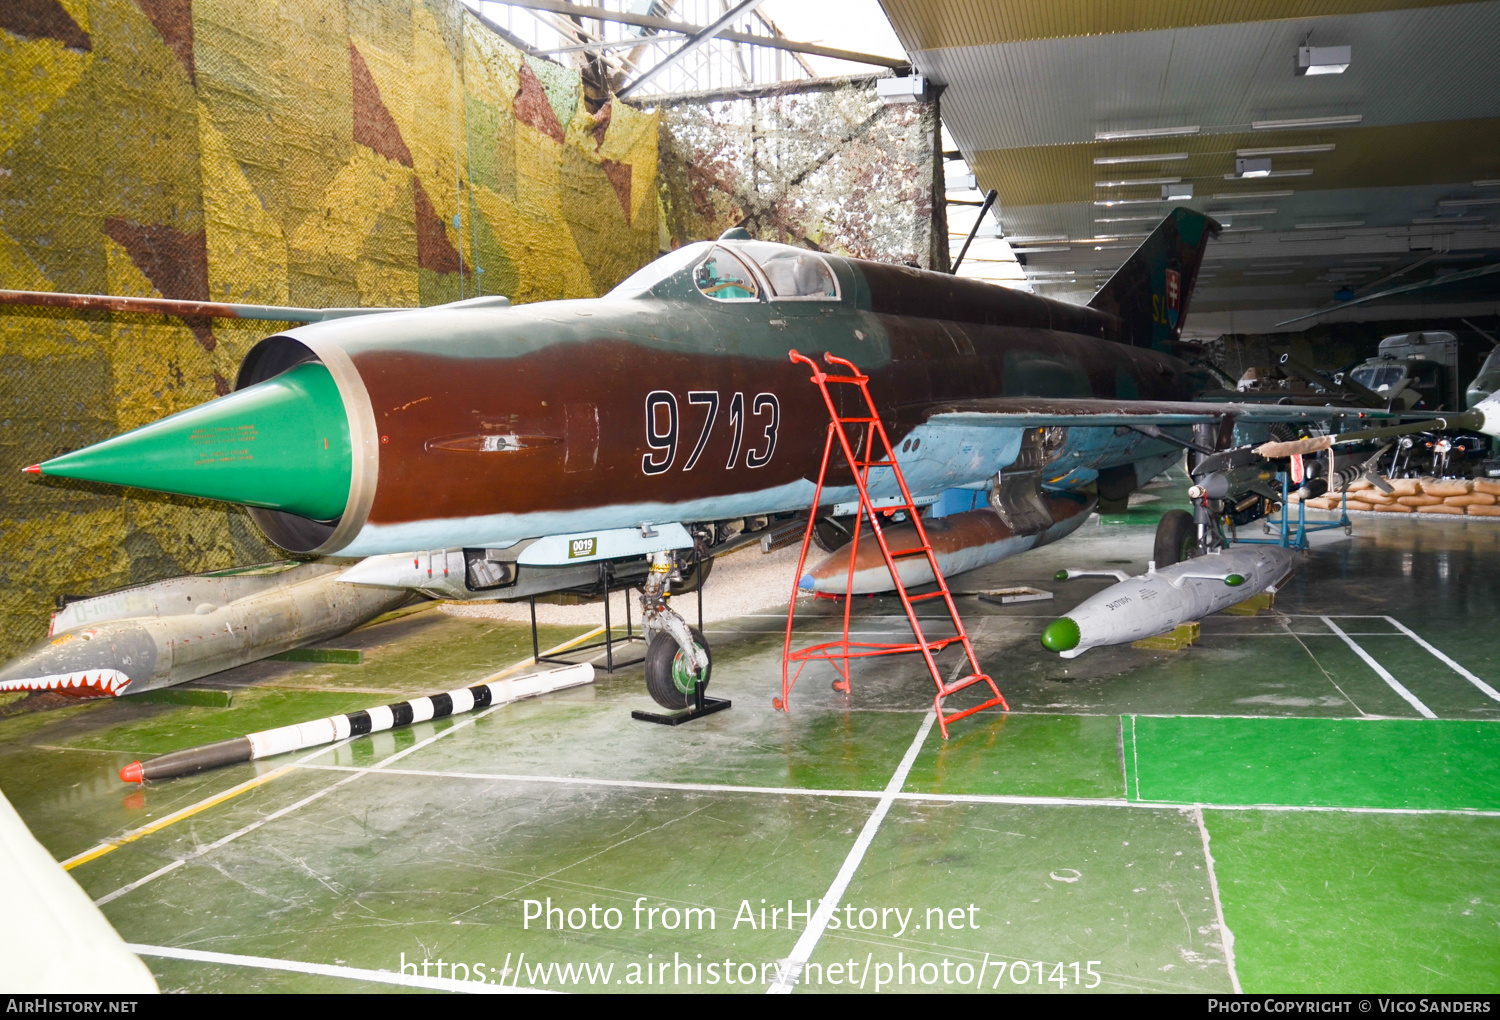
[
  {"xmin": 33, "ymin": 362, "xmax": 352, "ymax": 521},
  {"xmin": 1040, "ymin": 616, "xmax": 1080, "ymax": 653}
]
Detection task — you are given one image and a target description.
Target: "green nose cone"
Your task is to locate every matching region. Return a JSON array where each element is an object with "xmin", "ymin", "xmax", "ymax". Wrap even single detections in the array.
[
  {"xmin": 35, "ymin": 362, "xmax": 352, "ymax": 521},
  {"xmin": 1040, "ymin": 616, "xmax": 1081, "ymax": 653}
]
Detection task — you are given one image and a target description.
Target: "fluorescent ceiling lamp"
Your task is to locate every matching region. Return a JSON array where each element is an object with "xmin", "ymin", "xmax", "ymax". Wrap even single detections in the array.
[
  {"xmin": 1094, "ymin": 214, "xmax": 1164, "ymax": 223},
  {"xmin": 1411, "ymin": 215, "xmax": 1484, "ymax": 224},
  {"xmin": 1439, "ymin": 197, "xmax": 1500, "ymax": 207},
  {"xmin": 1237, "ymin": 144, "xmax": 1335, "ymax": 157},
  {"xmin": 1162, "ymin": 182, "xmax": 1193, "ymax": 200},
  {"xmin": 1071, "ymin": 235, "xmax": 1148, "ymax": 244},
  {"xmin": 1221, "ymin": 226, "xmax": 1264, "ymax": 233},
  {"xmin": 1095, "ymin": 176, "xmax": 1181, "ymax": 187},
  {"xmin": 1476, "ymin": 180, "xmax": 1500, "ymax": 187},
  {"xmin": 1092, "ymin": 153, "xmax": 1189, "ymax": 165},
  {"xmin": 945, "ymin": 173, "xmax": 977, "ymax": 192},
  {"xmin": 1235, "ymin": 157, "xmax": 1272, "ymax": 178},
  {"xmin": 1094, "ymin": 197, "xmax": 1169, "ymax": 206},
  {"xmin": 1006, "ymin": 235, "xmax": 1068, "ymax": 243},
  {"xmin": 1296, "ymin": 220, "xmax": 1364, "ymax": 229},
  {"xmin": 1205, "ymin": 208, "xmax": 1277, "ymax": 217},
  {"xmin": 1252, "ymin": 115, "xmax": 1362, "ymax": 130},
  {"xmin": 1222, "ymin": 169, "xmax": 1312, "ymax": 179},
  {"xmin": 1212, "ymin": 190, "xmax": 1294, "ymax": 199},
  {"xmin": 1297, "ymin": 45, "xmax": 1351, "ymax": 76},
  {"xmin": 1095, "ymin": 126, "xmax": 1200, "ymax": 141}
]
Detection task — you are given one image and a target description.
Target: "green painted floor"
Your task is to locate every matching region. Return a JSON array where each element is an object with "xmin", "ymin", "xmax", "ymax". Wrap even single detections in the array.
[{"xmin": 3, "ymin": 470, "xmax": 1500, "ymax": 993}]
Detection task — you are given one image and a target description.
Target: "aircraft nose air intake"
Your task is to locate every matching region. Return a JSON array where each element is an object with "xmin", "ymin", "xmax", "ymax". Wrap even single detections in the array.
[
  {"xmin": 1040, "ymin": 617, "xmax": 1081, "ymax": 652},
  {"xmin": 32, "ymin": 361, "xmax": 353, "ymax": 522}
]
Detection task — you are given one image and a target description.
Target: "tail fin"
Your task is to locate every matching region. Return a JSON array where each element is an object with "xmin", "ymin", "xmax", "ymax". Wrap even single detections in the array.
[{"xmin": 1088, "ymin": 207, "xmax": 1219, "ymax": 350}]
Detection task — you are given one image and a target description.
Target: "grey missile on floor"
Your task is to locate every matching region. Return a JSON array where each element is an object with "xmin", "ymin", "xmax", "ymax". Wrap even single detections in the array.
[
  {"xmin": 0, "ymin": 561, "xmax": 411, "ymax": 700},
  {"xmin": 1040, "ymin": 544, "xmax": 1297, "ymax": 658},
  {"xmin": 119, "ymin": 662, "xmax": 595, "ymax": 782}
]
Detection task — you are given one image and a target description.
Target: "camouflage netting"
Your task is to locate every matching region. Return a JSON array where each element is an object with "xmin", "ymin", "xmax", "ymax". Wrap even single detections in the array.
[
  {"xmin": 0, "ymin": 0, "xmax": 660, "ymax": 661},
  {"xmin": 657, "ymin": 82, "xmax": 948, "ymax": 270}
]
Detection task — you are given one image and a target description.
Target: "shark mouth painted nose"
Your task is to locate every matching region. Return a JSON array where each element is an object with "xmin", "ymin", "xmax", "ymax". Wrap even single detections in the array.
[{"xmin": 0, "ymin": 669, "xmax": 132, "ymax": 698}]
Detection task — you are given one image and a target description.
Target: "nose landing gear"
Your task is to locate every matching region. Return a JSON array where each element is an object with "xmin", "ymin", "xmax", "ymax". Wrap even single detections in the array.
[{"xmin": 633, "ymin": 551, "xmax": 731, "ymax": 725}]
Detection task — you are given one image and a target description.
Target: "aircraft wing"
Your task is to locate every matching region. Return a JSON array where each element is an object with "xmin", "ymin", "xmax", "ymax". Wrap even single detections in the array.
[{"xmin": 920, "ymin": 397, "xmax": 1398, "ymax": 431}]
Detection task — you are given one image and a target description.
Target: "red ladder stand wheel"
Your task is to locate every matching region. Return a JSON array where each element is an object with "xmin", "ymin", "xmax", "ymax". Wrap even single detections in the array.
[{"xmin": 775, "ymin": 350, "xmax": 1007, "ymax": 738}]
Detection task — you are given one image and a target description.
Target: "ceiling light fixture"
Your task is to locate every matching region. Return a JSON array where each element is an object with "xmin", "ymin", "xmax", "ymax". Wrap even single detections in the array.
[
  {"xmin": 1252, "ymin": 115, "xmax": 1362, "ymax": 130},
  {"xmin": 1095, "ymin": 214, "xmax": 1164, "ymax": 223},
  {"xmin": 1237, "ymin": 144, "xmax": 1335, "ymax": 157},
  {"xmin": 1296, "ymin": 45, "xmax": 1351, "ymax": 76},
  {"xmin": 1094, "ymin": 197, "xmax": 1169, "ymax": 206},
  {"xmin": 1411, "ymin": 215, "xmax": 1484, "ymax": 224},
  {"xmin": 1162, "ymin": 182, "xmax": 1194, "ymax": 200},
  {"xmin": 1476, "ymin": 180, "xmax": 1500, "ymax": 187},
  {"xmin": 1221, "ymin": 226, "xmax": 1264, "ymax": 233},
  {"xmin": 1296, "ymin": 220, "xmax": 1364, "ymax": 229},
  {"xmin": 1005, "ymin": 235, "xmax": 1068, "ymax": 243},
  {"xmin": 1206, "ymin": 208, "xmax": 1277, "ymax": 217},
  {"xmin": 1235, "ymin": 157, "xmax": 1272, "ymax": 178},
  {"xmin": 1439, "ymin": 197, "xmax": 1500, "ymax": 207},
  {"xmin": 1223, "ymin": 169, "xmax": 1312, "ymax": 180},
  {"xmin": 1212, "ymin": 190, "xmax": 1295, "ymax": 199},
  {"xmin": 1092, "ymin": 153, "xmax": 1190, "ymax": 166},
  {"xmin": 1095, "ymin": 177, "xmax": 1182, "ymax": 187},
  {"xmin": 1095, "ymin": 126, "xmax": 1201, "ymax": 141}
]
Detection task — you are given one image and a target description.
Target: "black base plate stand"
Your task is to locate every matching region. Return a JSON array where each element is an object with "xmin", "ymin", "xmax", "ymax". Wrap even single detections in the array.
[{"xmin": 632, "ymin": 680, "xmax": 731, "ymax": 726}]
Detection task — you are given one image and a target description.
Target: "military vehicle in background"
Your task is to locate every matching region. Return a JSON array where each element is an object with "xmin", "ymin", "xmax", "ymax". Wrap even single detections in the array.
[{"xmin": 1346, "ymin": 330, "xmax": 1490, "ymax": 412}]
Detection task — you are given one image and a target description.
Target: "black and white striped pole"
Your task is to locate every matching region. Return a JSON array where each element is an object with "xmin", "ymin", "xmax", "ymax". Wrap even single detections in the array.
[{"xmin": 119, "ymin": 663, "xmax": 594, "ymax": 783}]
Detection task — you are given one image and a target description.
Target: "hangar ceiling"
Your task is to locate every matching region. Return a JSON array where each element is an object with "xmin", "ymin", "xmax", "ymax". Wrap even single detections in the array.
[{"xmin": 880, "ymin": 0, "xmax": 1500, "ymax": 333}]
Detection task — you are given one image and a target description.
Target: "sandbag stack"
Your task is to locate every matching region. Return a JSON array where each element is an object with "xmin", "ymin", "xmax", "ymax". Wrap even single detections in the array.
[{"xmin": 1299, "ymin": 477, "xmax": 1500, "ymax": 516}]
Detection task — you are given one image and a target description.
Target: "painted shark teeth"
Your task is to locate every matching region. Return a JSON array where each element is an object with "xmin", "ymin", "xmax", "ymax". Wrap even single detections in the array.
[{"xmin": 0, "ymin": 669, "xmax": 131, "ymax": 697}]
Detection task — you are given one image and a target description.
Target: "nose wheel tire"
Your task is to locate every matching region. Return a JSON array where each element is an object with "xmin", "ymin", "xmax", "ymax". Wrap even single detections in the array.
[
  {"xmin": 1154, "ymin": 509, "xmax": 1197, "ymax": 567},
  {"xmin": 644, "ymin": 626, "xmax": 712, "ymax": 710}
]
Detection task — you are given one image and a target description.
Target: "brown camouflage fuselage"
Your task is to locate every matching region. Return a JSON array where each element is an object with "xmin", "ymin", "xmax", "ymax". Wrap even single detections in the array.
[{"xmin": 238, "ymin": 242, "xmax": 1192, "ymax": 556}]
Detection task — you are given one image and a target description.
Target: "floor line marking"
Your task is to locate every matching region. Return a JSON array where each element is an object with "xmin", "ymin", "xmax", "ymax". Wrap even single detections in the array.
[
  {"xmin": 1131, "ymin": 715, "xmax": 1141, "ymax": 801},
  {"xmin": 1281, "ymin": 616, "xmax": 1368, "ymax": 718},
  {"xmin": 1384, "ymin": 616, "xmax": 1500, "ymax": 705},
  {"xmin": 1117, "ymin": 717, "xmax": 1128, "ymax": 800},
  {"xmin": 64, "ymin": 626, "xmax": 605, "ymax": 874},
  {"xmin": 91, "ymin": 634, "xmax": 600, "ymax": 908},
  {"xmin": 1320, "ymin": 616, "xmax": 1437, "ymax": 719},
  {"xmin": 287, "ymin": 764, "xmax": 1500, "ymax": 816},
  {"xmin": 62, "ymin": 765, "xmax": 297, "ymax": 871},
  {"xmin": 767, "ymin": 711, "xmax": 937, "ymax": 994},
  {"xmin": 94, "ymin": 702, "xmax": 516, "ymax": 906},
  {"xmin": 1193, "ymin": 807, "xmax": 1241, "ymax": 995},
  {"xmin": 126, "ymin": 943, "xmax": 547, "ymax": 993}
]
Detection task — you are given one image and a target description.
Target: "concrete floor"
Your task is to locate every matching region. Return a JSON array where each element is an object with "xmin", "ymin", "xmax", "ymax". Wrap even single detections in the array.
[{"xmin": 3, "ymin": 471, "xmax": 1499, "ymax": 994}]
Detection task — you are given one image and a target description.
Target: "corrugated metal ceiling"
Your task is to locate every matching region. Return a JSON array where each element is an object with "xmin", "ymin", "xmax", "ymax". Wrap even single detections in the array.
[
  {"xmin": 881, "ymin": 0, "xmax": 1470, "ymax": 49},
  {"xmin": 880, "ymin": 0, "xmax": 1500, "ymax": 323}
]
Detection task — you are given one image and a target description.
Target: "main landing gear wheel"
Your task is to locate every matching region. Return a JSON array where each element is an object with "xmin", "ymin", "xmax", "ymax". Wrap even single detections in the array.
[
  {"xmin": 1153, "ymin": 509, "xmax": 1197, "ymax": 567},
  {"xmin": 644, "ymin": 626, "xmax": 712, "ymax": 710}
]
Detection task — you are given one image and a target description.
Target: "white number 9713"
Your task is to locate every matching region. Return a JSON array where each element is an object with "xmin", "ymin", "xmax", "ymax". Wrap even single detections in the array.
[{"xmin": 641, "ymin": 390, "xmax": 779, "ymax": 475}]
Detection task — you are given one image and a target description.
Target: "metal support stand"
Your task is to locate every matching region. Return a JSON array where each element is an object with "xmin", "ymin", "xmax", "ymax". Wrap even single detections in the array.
[
  {"xmin": 630, "ymin": 678, "xmax": 731, "ymax": 726},
  {"xmin": 528, "ymin": 562, "xmax": 707, "ymax": 674},
  {"xmin": 1236, "ymin": 472, "xmax": 1351, "ymax": 551}
]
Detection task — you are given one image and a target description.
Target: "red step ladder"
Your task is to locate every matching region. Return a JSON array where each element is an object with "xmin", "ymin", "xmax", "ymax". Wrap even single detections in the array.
[{"xmin": 776, "ymin": 350, "xmax": 1007, "ymax": 738}]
